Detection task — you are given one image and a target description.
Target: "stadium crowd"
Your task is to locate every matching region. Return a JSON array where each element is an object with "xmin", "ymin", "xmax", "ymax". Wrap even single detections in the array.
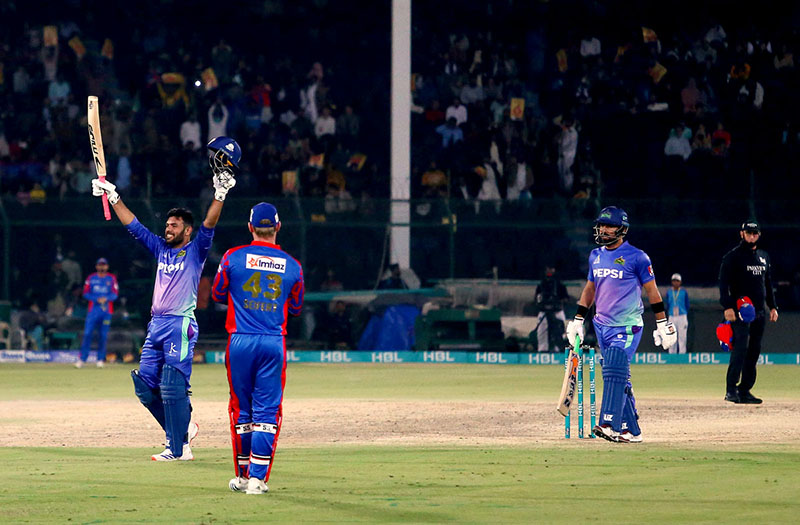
[{"xmin": 1, "ymin": 1, "xmax": 800, "ymax": 339}]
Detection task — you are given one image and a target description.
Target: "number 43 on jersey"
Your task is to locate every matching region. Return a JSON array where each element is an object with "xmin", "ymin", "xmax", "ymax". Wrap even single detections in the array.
[{"xmin": 242, "ymin": 272, "xmax": 282, "ymax": 300}]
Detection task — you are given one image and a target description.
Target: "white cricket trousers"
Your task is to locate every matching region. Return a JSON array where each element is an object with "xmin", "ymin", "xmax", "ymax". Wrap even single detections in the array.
[{"xmin": 668, "ymin": 314, "xmax": 688, "ymax": 354}]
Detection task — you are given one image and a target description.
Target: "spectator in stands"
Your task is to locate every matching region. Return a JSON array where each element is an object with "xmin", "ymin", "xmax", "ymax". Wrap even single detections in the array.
[
  {"xmin": 475, "ymin": 161, "xmax": 502, "ymax": 214},
  {"xmin": 18, "ymin": 300, "xmax": 47, "ymax": 350},
  {"xmin": 681, "ymin": 77, "xmax": 702, "ymax": 116},
  {"xmin": 435, "ymin": 117, "xmax": 464, "ymax": 149},
  {"xmin": 180, "ymin": 111, "xmax": 202, "ymax": 151},
  {"xmin": 60, "ymin": 250, "xmax": 83, "ymax": 291},
  {"xmin": 711, "ymin": 121, "xmax": 731, "ymax": 157},
  {"xmin": 46, "ymin": 256, "xmax": 71, "ymax": 318},
  {"xmin": 324, "ymin": 181, "xmax": 356, "ymax": 214},
  {"xmin": 207, "ymin": 99, "xmax": 229, "ymax": 142},
  {"xmin": 48, "ymin": 73, "xmax": 71, "ymax": 107},
  {"xmin": 445, "ymin": 98, "xmax": 468, "ymax": 126},
  {"xmin": 505, "ymin": 155, "xmax": 532, "ymax": 202},
  {"xmin": 315, "ymin": 106, "xmax": 336, "ymax": 138},
  {"xmin": 460, "ymin": 75, "xmax": 485, "ymax": 105},
  {"xmin": 116, "ymin": 143, "xmax": 133, "ymax": 193},
  {"xmin": 378, "ymin": 263, "xmax": 406, "ymax": 290},
  {"xmin": 211, "ymin": 39, "xmax": 235, "ymax": 85},
  {"xmin": 664, "ymin": 122, "xmax": 692, "ymax": 160},
  {"xmin": 326, "ymin": 300, "xmax": 353, "ymax": 350},
  {"xmin": 336, "ymin": 104, "xmax": 360, "ymax": 149},
  {"xmin": 320, "ymin": 267, "xmax": 344, "ymax": 292},
  {"xmin": 556, "ymin": 114, "xmax": 579, "ymax": 195}
]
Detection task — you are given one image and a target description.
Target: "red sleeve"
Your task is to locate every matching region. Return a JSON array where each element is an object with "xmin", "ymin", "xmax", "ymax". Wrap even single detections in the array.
[{"xmin": 211, "ymin": 251, "xmax": 231, "ymax": 303}]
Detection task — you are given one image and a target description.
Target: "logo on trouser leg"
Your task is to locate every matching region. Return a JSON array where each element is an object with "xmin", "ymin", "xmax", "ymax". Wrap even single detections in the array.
[{"xmin": 603, "ymin": 414, "xmax": 613, "ymax": 422}]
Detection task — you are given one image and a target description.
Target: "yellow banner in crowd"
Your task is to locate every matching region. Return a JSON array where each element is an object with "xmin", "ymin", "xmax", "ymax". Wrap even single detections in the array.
[
  {"xmin": 68, "ymin": 36, "xmax": 86, "ymax": 59},
  {"xmin": 510, "ymin": 98, "xmax": 525, "ymax": 121},
  {"xmin": 43, "ymin": 26, "xmax": 58, "ymax": 47}
]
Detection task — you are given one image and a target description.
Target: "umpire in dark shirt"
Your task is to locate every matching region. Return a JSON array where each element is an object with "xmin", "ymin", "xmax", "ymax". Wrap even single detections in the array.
[{"xmin": 718, "ymin": 221, "xmax": 779, "ymax": 404}]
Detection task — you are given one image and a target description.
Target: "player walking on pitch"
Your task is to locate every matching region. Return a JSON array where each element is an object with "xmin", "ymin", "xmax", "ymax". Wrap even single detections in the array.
[
  {"xmin": 566, "ymin": 206, "xmax": 676, "ymax": 443},
  {"xmin": 91, "ymin": 136, "xmax": 240, "ymax": 460},
  {"xmin": 212, "ymin": 202, "xmax": 304, "ymax": 495}
]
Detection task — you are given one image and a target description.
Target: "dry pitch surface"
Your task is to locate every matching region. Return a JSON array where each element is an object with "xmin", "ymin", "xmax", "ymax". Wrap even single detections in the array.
[{"xmin": 2, "ymin": 397, "xmax": 797, "ymax": 449}]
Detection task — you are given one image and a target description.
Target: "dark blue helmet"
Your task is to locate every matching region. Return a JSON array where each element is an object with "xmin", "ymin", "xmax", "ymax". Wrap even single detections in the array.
[
  {"xmin": 594, "ymin": 206, "xmax": 629, "ymax": 246},
  {"xmin": 207, "ymin": 136, "xmax": 241, "ymax": 175}
]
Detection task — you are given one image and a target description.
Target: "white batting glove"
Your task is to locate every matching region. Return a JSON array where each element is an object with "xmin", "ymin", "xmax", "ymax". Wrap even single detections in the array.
[
  {"xmin": 91, "ymin": 178, "xmax": 119, "ymax": 205},
  {"xmin": 653, "ymin": 319, "xmax": 677, "ymax": 349},
  {"xmin": 212, "ymin": 171, "xmax": 236, "ymax": 202},
  {"xmin": 566, "ymin": 317, "xmax": 584, "ymax": 348}
]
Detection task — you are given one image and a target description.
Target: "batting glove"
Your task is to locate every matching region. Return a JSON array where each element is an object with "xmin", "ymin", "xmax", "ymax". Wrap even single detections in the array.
[
  {"xmin": 212, "ymin": 171, "xmax": 236, "ymax": 202},
  {"xmin": 653, "ymin": 319, "xmax": 677, "ymax": 349},
  {"xmin": 566, "ymin": 317, "xmax": 584, "ymax": 348},
  {"xmin": 91, "ymin": 178, "xmax": 119, "ymax": 205}
]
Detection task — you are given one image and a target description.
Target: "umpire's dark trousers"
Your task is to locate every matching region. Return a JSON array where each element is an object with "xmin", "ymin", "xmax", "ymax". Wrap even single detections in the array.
[{"xmin": 726, "ymin": 315, "xmax": 766, "ymax": 394}]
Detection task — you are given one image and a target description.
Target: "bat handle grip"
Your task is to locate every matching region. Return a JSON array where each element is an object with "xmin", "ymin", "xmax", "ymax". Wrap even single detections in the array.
[{"xmin": 99, "ymin": 175, "xmax": 111, "ymax": 220}]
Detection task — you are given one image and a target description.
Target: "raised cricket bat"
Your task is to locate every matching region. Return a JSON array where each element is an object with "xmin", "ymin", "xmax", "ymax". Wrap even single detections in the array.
[
  {"xmin": 87, "ymin": 96, "xmax": 111, "ymax": 220},
  {"xmin": 556, "ymin": 336, "xmax": 580, "ymax": 416}
]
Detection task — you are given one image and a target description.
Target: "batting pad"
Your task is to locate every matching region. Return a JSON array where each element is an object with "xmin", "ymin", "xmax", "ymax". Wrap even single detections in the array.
[
  {"xmin": 600, "ymin": 346, "xmax": 628, "ymax": 432},
  {"xmin": 131, "ymin": 369, "xmax": 166, "ymax": 430},
  {"xmin": 161, "ymin": 365, "xmax": 191, "ymax": 457},
  {"xmin": 621, "ymin": 384, "xmax": 641, "ymax": 435}
]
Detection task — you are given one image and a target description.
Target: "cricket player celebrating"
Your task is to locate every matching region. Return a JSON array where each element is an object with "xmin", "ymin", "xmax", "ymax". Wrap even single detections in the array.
[
  {"xmin": 212, "ymin": 202, "xmax": 304, "ymax": 495},
  {"xmin": 91, "ymin": 136, "xmax": 240, "ymax": 460},
  {"xmin": 566, "ymin": 206, "xmax": 676, "ymax": 443}
]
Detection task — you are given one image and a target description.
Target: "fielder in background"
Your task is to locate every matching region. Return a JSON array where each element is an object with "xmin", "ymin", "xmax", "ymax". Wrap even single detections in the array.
[
  {"xmin": 566, "ymin": 206, "xmax": 676, "ymax": 443},
  {"xmin": 665, "ymin": 273, "xmax": 690, "ymax": 354},
  {"xmin": 91, "ymin": 136, "xmax": 239, "ymax": 461},
  {"xmin": 76, "ymin": 257, "xmax": 118, "ymax": 368},
  {"xmin": 212, "ymin": 202, "xmax": 304, "ymax": 495},
  {"xmin": 719, "ymin": 220, "xmax": 778, "ymax": 404}
]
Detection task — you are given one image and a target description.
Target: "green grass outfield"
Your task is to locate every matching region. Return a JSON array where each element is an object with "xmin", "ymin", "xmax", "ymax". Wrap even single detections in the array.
[{"xmin": 1, "ymin": 363, "xmax": 799, "ymax": 523}]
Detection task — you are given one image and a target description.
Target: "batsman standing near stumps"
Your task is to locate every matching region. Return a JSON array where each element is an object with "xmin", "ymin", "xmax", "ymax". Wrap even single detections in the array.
[
  {"xmin": 91, "ymin": 136, "xmax": 240, "ymax": 460},
  {"xmin": 566, "ymin": 206, "xmax": 677, "ymax": 443},
  {"xmin": 212, "ymin": 202, "xmax": 304, "ymax": 494}
]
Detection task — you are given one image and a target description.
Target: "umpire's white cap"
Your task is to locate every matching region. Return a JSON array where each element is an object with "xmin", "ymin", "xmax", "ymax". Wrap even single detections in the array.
[{"xmin": 671, "ymin": 273, "xmax": 682, "ymax": 281}]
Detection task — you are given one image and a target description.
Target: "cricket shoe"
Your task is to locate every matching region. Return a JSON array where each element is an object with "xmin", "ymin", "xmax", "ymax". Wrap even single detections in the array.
[
  {"xmin": 618, "ymin": 431, "xmax": 643, "ymax": 443},
  {"xmin": 74, "ymin": 360, "xmax": 84, "ymax": 369},
  {"xmin": 245, "ymin": 477, "xmax": 269, "ymax": 495},
  {"xmin": 151, "ymin": 444, "xmax": 194, "ymax": 461},
  {"xmin": 96, "ymin": 360, "xmax": 105, "ymax": 368},
  {"xmin": 593, "ymin": 424, "xmax": 621, "ymax": 443},
  {"xmin": 738, "ymin": 392, "xmax": 763, "ymax": 404},
  {"xmin": 724, "ymin": 392, "xmax": 740, "ymax": 403},
  {"xmin": 229, "ymin": 476, "xmax": 249, "ymax": 492}
]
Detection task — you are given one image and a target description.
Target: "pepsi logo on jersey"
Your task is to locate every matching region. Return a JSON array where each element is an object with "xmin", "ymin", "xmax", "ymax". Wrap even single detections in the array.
[
  {"xmin": 246, "ymin": 254, "xmax": 287, "ymax": 273},
  {"xmin": 592, "ymin": 268, "xmax": 624, "ymax": 279},
  {"xmin": 158, "ymin": 261, "xmax": 185, "ymax": 273}
]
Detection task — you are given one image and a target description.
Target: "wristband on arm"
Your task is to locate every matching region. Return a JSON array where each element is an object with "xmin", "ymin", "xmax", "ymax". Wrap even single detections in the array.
[
  {"xmin": 651, "ymin": 301, "xmax": 665, "ymax": 314},
  {"xmin": 575, "ymin": 304, "xmax": 589, "ymax": 320}
]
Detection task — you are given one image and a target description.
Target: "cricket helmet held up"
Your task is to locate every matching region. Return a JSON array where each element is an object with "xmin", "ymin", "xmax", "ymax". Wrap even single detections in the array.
[{"xmin": 207, "ymin": 136, "xmax": 242, "ymax": 175}]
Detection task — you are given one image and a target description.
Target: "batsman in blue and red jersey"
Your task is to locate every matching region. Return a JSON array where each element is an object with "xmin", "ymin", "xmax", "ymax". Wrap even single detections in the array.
[
  {"xmin": 77, "ymin": 257, "xmax": 118, "ymax": 367},
  {"xmin": 212, "ymin": 202, "xmax": 304, "ymax": 495},
  {"xmin": 92, "ymin": 136, "xmax": 240, "ymax": 461}
]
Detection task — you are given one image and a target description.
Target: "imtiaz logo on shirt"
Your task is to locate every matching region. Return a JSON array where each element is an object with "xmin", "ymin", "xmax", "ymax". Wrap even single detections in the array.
[{"xmin": 246, "ymin": 254, "xmax": 287, "ymax": 273}]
